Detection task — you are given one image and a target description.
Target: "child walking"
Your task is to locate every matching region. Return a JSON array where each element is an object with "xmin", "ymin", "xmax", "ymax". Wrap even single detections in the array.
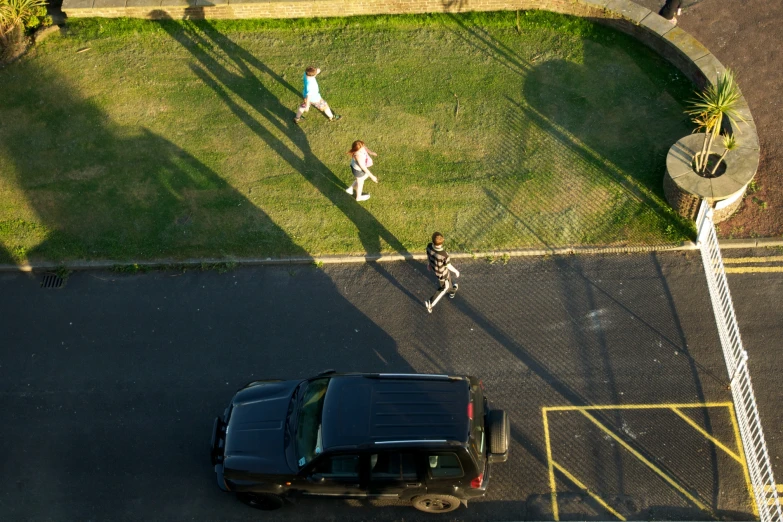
[
  {"xmin": 294, "ymin": 67, "xmax": 341, "ymax": 124},
  {"xmin": 346, "ymin": 141, "xmax": 378, "ymax": 202}
]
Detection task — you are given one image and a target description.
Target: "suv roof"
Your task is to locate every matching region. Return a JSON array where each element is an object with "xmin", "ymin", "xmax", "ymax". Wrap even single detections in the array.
[{"xmin": 321, "ymin": 374, "xmax": 470, "ymax": 451}]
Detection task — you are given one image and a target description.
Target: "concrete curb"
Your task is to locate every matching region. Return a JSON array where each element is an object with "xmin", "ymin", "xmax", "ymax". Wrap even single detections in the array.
[
  {"xmin": 0, "ymin": 241, "xmax": 702, "ymax": 272},
  {"xmin": 2, "ymin": 239, "xmax": 780, "ymax": 273}
]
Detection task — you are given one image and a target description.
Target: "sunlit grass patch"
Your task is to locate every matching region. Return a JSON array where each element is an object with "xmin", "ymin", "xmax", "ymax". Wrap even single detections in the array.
[{"xmin": 0, "ymin": 11, "xmax": 695, "ymax": 263}]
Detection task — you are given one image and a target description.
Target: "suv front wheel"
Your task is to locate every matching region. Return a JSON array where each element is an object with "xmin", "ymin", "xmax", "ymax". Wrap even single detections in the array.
[{"xmin": 412, "ymin": 494, "xmax": 461, "ymax": 513}]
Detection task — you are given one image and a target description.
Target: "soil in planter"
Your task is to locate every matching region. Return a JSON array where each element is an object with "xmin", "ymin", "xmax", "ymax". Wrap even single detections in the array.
[{"xmin": 693, "ymin": 153, "xmax": 728, "ymax": 179}]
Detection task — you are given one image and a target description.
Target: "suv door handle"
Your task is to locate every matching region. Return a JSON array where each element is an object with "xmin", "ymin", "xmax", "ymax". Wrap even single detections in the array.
[{"xmin": 406, "ymin": 483, "xmax": 421, "ymax": 487}]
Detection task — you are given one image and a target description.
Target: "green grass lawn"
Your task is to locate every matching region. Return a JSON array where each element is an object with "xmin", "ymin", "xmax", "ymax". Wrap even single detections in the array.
[{"xmin": 0, "ymin": 11, "xmax": 696, "ymax": 263}]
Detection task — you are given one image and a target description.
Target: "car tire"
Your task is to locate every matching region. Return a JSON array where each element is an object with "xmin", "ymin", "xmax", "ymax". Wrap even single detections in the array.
[
  {"xmin": 488, "ymin": 409, "xmax": 509, "ymax": 455},
  {"xmin": 237, "ymin": 493, "xmax": 284, "ymax": 511},
  {"xmin": 412, "ymin": 494, "xmax": 461, "ymax": 513}
]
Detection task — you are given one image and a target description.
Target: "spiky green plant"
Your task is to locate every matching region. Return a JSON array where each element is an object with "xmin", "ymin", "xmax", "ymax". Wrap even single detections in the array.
[
  {"xmin": 709, "ymin": 133, "xmax": 737, "ymax": 177},
  {"xmin": 685, "ymin": 69, "xmax": 746, "ymax": 174},
  {"xmin": 0, "ymin": 0, "xmax": 48, "ymax": 40}
]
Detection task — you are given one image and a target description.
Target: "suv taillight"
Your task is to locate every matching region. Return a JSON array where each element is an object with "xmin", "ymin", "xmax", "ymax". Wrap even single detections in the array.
[
  {"xmin": 470, "ymin": 473, "xmax": 484, "ymax": 489},
  {"xmin": 467, "ymin": 402, "xmax": 474, "ymax": 420}
]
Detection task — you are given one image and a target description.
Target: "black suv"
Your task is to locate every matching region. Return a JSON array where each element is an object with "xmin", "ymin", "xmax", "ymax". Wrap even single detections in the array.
[{"xmin": 210, "ymin": 372, "xmax": 509, "ymax": 514}]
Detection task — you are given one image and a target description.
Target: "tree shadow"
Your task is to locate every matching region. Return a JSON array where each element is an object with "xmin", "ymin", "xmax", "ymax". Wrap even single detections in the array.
[
  {"xmin": 430, "ymin": 9, "xmax": 695, "ymax": 251},
  {"xmin": 0, "ymin": 65, "xmax": 306, "ymax": 261}
]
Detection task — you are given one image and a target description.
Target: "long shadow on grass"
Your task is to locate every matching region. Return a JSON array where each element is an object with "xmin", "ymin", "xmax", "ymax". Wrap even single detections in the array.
[
  {"xmin": 0, "ymin": 63, "xmax": 312, "ymax": 261},
  {"xmin": 152, "ymin": 16, "xmax": 409, "ymax": 259},
  {"xmin": 440, "ymin": 7, "xmax": 529, "ymax": 76},
  {"xmin": 151, "ymin": 16, "xmax": 424, "ymax": 303}
]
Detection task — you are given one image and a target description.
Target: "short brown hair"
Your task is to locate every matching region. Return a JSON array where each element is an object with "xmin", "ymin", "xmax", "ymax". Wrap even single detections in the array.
[
  {"xmin": 305, "ymin": 66, "xmax": 318, "ymax": 76},
  {"xmin": 432, "ymin": 232, "xmax": 444, "ymax": 246}
]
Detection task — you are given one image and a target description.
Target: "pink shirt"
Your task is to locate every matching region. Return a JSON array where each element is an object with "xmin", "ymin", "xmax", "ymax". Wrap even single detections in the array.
[{"xmin": 351, "ymin": 148, "xmax": 372, "ymax": 169}]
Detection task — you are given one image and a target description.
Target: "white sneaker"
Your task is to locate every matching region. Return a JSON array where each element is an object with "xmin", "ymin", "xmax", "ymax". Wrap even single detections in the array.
[
  {"xmin": 346, "ymin": 186, "xmax": 354, "ymax": 195},
  {"xmin": 357, "ymin": 194, "xmax": 370, "ymax": 201},
  {"xmin": 425, "ymin": 300, "xmax": 433, "ymax": 313}
]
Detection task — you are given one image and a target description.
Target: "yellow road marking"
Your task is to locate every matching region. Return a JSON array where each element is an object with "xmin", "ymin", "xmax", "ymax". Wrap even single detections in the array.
[
  {"xmin": 552, "ymin": 460, "xmax": 627, "ymax": 521},
  {"xmin": 543, "ymin": 409, "xmax": 559, "ymax": 521},
  {"xmin": 725, "ymin": 267, "xmax": 783, "ymax": 273},
  {"xmin": 544, "ymin": 403, "xmax": 755, "ymax": 517},
  {"xmin": 578, "ymin": 409, "xmax": 714, "ymax": 515},
  {"xmin": 729, "ymin": 405, "xmax": 759, "ymax": 516},
  {"xmin": 763, "ymin": 485, "xmax": 783, "ymax": 506},
  {"xmin": 723, "ymin": 256, "xmax": 783, "ymax": 263},
  {"xmin": 671, "ymin": 408, "xmax": 743, "ymax": 463},
  {"xmin": 543, "ymin": 402, "xmax": 733, "ymax": 412}
]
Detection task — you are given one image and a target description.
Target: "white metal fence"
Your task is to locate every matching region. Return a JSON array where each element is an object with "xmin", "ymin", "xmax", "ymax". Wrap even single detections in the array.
[{"xmin": 696, "ymin": 201, "xmax": 783, "ymax": 522}]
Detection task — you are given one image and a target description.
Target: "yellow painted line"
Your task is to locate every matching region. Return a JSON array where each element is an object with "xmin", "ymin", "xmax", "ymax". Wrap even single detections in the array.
[
  {"xmin": 552, "ymin": 460, "xmax": 627, "ymax": 521},
  {"xmin": 729, "ymin": 405, "xmax": 759, "ymax": 517},
  {"xmin": 543, "ymin": 409, "xmax": 559, "ymax": 521},
  {"xmin": 543, "ymin": 402, "xmax": 733, "ymax": 413},
  {"xmin": 578, "ymin": 410, "xmax": 714, "ymax": 515},
  {"xmin": 723, "ymin": 256, "xmax": 783, "ymax": 263},
  {"xmin": 763, "ymin": 485, "xmax": 783, "ymax": 506},
  {"xmin": 671, "ymin": 408, "xmax": 743, "ymax": 463},
  {"xmin": 725, "ymin": 267, "xmax": 783, "ymax": 274}
]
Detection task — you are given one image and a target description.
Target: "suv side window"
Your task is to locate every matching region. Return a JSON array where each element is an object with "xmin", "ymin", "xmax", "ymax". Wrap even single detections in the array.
[
  {"xmin": 370, "ymin": 453, "xmax": 417, "ymax": 481},
  {"xmin": 312, "ymin": 454, "xmax": 360, "ymax": 479},
  {"xmin": 427, "ymin": 452, "xmax": 463, "ymax": 478}
]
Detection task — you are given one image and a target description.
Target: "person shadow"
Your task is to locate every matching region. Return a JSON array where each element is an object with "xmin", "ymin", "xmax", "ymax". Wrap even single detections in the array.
[
  {"xmin": 149, "ymin": 14, "xmax": 431, "ymax": 303},
  {"xmin": 151, "ymin": 14, "xmax": 411, "ymax": 260}
]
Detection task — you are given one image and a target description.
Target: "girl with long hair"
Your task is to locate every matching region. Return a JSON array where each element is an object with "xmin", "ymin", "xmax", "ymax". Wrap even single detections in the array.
[{"xmin": 345, "ymin": 140, "xmax": 378, "ymax": 202}]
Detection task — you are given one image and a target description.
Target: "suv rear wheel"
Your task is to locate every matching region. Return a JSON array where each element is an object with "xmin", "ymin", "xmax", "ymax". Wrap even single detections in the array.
[
  {"xmin": 412, "ymin": 494, "xmax": 461, "ymax": 513},
  {"xmin": 237, "ymin": 492, "xmax": 284, "ymax": 510}
]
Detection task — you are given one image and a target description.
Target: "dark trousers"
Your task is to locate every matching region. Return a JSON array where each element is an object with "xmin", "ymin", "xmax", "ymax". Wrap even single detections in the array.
[
  {"xmin": 430, "ymin": 273, "xmax": 457, "ymax": 302},
  {"xmin": 659, "ymin": 0, "xmax": 682, "ymax": 19}
]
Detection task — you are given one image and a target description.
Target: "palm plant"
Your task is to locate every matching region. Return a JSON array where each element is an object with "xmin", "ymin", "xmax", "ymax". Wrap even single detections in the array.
[
  {"xmin": 710, "ymin": 133, "xmax": 737, "ymax": 177},
  {"xmin": 685, "ymin": 69, "xmax": 746, "ymax": 175}
]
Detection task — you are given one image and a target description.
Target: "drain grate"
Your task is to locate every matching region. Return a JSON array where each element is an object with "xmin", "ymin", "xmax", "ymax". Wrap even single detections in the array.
[{"xmin": 41, "ymin": 273, "xmax": 64, "ymax": 289}]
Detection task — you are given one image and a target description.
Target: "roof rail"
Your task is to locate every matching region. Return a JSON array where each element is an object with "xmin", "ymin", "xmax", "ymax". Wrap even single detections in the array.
[
  {"xmin": 374, "ymin": 439, "xmax": 449, "ymax": 445},
  {"xmin": 370, "ymin": 373, "xmax": 461, "ymax": 380}
]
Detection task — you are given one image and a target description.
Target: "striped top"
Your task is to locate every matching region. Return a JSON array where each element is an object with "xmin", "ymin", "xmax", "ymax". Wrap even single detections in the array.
[{"xmin": 426, "ymin": 243, "xmax": 450, "ymax": 279}]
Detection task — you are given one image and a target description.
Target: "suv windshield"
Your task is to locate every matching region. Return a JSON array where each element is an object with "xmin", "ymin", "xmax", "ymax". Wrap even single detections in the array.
[{"xmin": 294, "ymin": 378, "xmax": 330, "ymax": 468}]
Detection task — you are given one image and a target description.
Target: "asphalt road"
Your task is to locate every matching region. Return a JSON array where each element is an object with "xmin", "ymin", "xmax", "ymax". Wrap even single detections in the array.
[{"xmin": 1, "ymin": 250, "xmax": 780, "ymax": 521}]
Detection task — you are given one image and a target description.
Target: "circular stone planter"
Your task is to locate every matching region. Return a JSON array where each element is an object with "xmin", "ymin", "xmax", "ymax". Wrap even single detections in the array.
[{"xmin": 664, "ymin": 133, "xmax": 760, "ymax": 223}]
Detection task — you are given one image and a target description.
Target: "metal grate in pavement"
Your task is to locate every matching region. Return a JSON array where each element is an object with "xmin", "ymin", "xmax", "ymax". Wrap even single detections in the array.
[{"xmin": 41, "ymin": 273, "xmax": 64, "ymax": 289}]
